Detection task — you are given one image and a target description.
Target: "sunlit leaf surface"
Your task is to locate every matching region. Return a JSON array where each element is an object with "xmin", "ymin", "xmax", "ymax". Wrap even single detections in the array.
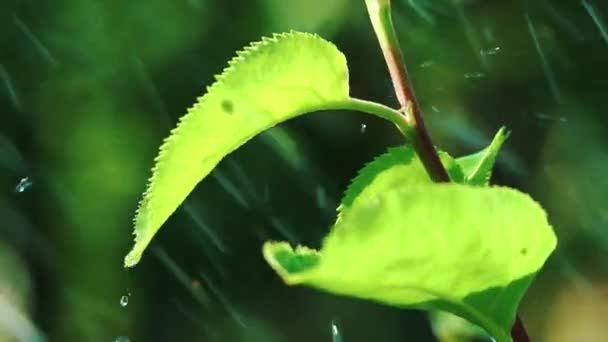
[
  {"xmin": 264, "ymin": 184, "xmax": 557, "ymax": 342},
  {"xmin": 336, "ymin": 146, "xmax": 464, "ymax": 220},
  {"xmin": 125, "ymin": 32, "xmax": 350, "ymax": 266},
  {"xmin": 456, "ymin": 127, "xmax": 509, "ymax": 186}
]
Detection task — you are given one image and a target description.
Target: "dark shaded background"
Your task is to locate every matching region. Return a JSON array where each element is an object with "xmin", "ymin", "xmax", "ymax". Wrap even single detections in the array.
[{"xmin": 1, "ymin": 0, "xmax": 607, "ymax": 341}]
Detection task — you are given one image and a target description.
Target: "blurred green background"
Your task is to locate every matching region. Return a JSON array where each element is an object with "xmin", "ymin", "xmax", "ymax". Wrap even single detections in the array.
[{"xmin": 1, "ymin": 0, "xmax": 607, "ymax": 341}]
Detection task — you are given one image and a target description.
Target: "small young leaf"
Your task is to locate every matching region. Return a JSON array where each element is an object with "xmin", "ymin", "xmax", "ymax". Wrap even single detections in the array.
[
  {"xmin": 456, "ymin": 127, "xmax": 509, "ymax": 186},
  {"xmin": 264, "ymin": 184, "xmax": 556, "ymax": 342},
  {"xmin": 125, "ymin": 32, "xmax": 350, "ymax": 266},
  {"xmin": 337, "ymin": 146, "xmax": 464, "ymax": 219}
]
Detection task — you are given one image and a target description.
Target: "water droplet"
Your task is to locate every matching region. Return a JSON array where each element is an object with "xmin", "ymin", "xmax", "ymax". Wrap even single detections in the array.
[
  {"xmin": 420, "ymin": 60, "xmax": 435, "ymax": 68},
  {"xmin": 124, "ymin": 254, "xmax": 139, "ymax": 268},
  {"xmin": 15, "ymin": 177, "xmax": 32, "ymax": 193},
  {"xmin": 431, "ymin": 106, "xmax": 440, "ymax": 113},
  {"xmin": 480, "ymin": 47, "xmax": 500, "ymax": 56},
  {"xmin": 360, "ymin": 123, "xmax": 367, "ymax": 133},
  {"xmin": 120, "ymin": 294, "xmax": 130, "ymax": 307},
  {"xmin": 331, "ymin": 320, "xmax": 342, "ymax": 342},
  {"xmin": 464, "ymin": 72, "xmax": 486, "ymax": 79},
  {"xmin": 115, "ymin": 336, "xmax": 130, "ymax": 342}
]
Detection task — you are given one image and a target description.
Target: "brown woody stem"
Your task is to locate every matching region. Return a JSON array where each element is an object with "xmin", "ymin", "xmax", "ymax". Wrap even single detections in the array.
[
  {"xmin": 364, "ymin": 0, "xmax": 531, "ymax": 341},
  {"xmin": 364, "ymin": 0, "xmax": 449, "ymax": 182}
]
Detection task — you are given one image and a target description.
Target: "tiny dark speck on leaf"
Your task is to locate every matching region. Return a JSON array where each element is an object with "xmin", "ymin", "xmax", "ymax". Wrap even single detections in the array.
[
  {"xmin": 520, "ymin": 247, "xmax": 528, "ymax": 256},
  {"xmin": 221, "ymin": 100, "xmax": 234, "ymax": 114}
]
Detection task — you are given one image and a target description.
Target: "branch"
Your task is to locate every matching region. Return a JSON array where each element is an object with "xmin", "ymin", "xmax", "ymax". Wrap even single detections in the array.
[{"xmin": 364, "ymin": 0, "xmax": 449, "ymax": 182}]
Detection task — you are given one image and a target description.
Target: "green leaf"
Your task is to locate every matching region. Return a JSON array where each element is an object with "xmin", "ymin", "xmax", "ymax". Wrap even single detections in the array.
[
  {"xmin": 125, "ymin": 31, "xmax": 350, "ymax": 267},
  {"xmin": 264, "ymin": 184, "xmax": 557, "ymax": 342},
  {"xmin": 337, "ymin": 146, "xmax": 464, "ymax": 219},
  {"xmin": 456, "ymin": 127, "xmax": 509, "ymax": 186}
]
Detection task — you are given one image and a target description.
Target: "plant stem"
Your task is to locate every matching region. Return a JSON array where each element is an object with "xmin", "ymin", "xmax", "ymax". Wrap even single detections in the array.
[
  {"xmin": 364, "ymin": 1, "xmax": 532, "ymax": 341},
  {"xmin": 511, "ymin": 316, "xmax": 531, "ymax": 342},
  {"xmin": 364, "ymin": 0, "xmax": 449, "ymax": 183},
  {"xmin": 333, "ymin": 98, "xmax": 415, "ymax": 140}
]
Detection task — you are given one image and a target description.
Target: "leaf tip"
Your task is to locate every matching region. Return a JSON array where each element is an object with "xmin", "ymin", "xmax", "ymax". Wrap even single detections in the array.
[
  {"xmin": 124, "ymin": 251, "xmax": 141, "ymax": 268},
  {"xmin": 262, "ymin": 241, "xmax": 320, "ymax": 285}
]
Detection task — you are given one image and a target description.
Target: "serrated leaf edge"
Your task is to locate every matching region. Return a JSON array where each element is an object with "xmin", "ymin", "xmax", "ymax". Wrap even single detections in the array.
[
  {"xmin": 126, "ymin": 31, "xmax": 341, "ymax": 267},
  {"xmin": 465, "ymin": 127, "xmax": 509, "ymax": 185}
]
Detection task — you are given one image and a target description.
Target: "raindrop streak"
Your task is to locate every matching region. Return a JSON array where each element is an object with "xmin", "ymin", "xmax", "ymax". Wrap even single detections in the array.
[
  {"xmin": 582, "ymin": 0, "xmax": 608, "ymax": 46},
  {"xmin": 406, "ymin": 0, "xmax": 435, "ymax": 24},
  {"xmin": 270, "ymin": 216, "xmax": 300, "ymax": 244},
  {"xmin": 0, "ymin": 64, "xmax": 22, "ymax": 110},
  {"xmin": 152, "ymin": 247, "xmax": 211, "ymax": 309},
  {"xmin": 420, "ymin": 60, "xmax": 435, "ymax": 68},
  {"xmin": 15, "ymin": 177, "xmax": 33, "ymax": 193},
  {"xmin": 464, "ymin": 72, "xmax": 486, "ymax": 79},
  {"xmin": 525, "ymin": 11, "xmax": 562, "ymax": 103},
  {"xmin": 360, "ymin": 123, "xmax": 367, "ymax": 133},
  {"xmin": 452, "ymin": 2, "xmax": 488, "ymax": 69},
  {"xmin": 13, "ymin": 16, "xmax": 57, "ymax": 66},
  {"xmin": 480, "ymin": 47, "xmax": 500, "ymax": 56},
  {"xmin": 542, "ymin": 0, "xmax": 584, "ymax": 41},
  {"xmin": 536, "ymin": 113, "xmax": 567, "ymax": 123},
  {"xmin": 130, "ymin": 54, "xmax": 172, "ymax": 128},
  {"xmin": 212, "ymin": 169, "xmax": 249, "ymax": 208},
  {"xmin": 316, "ymin": 186, "xmax": 328, "ymax": 210},
  {"xmin": 331, "ymin": 320, "xmax": 343, "ymax": 342},
  {"xmin": 183, "ymin": 201, "xmax": 229, "ymax": 254},
  {"xmin": 199, "ymin": 272, "xmax": 248, "ymax": 327}
]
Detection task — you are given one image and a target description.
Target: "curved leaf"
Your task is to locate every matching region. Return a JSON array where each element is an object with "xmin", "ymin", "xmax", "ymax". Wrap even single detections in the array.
[
  {"xmin": 125, "ymin": 31, "xmax": 350, "ymax": 266},
  {"xmin": 337, "ymin": 146, "xmax": 464, "ymax": 220},
  {"xmin": 457, "ymin": 127, "xmax": 509, "ymax": 186},
  {"xmin": 264, "ymin": 184, "xmax": 556, "ymax": 342}
]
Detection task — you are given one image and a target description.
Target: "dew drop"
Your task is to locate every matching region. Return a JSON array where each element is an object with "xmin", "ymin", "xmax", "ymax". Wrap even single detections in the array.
[
  {"xmin": 15, "ymin": 177, "xmax": 32, "ymax": 193},
  {"xmin": 360, "ymin": 123, "xmax": 367, "ymax": 133}
]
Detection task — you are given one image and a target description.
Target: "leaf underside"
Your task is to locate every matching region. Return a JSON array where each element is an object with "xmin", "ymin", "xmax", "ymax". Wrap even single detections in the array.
[
  {"xmin": 125, "ymin": 31, "xmax": 350, "ymax": 266},
  {"xmin": 264, "ymin": 184, "xmax": 557, "ymax": 342}
]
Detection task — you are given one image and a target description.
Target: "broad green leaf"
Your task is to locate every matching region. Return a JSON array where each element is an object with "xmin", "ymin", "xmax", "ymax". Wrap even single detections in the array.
[
  {"xmin": 337, "ymin": 146, "xmax": 464, "ymax": 220},
  {"xmin": 125, "ymin": 31, "xmax": 350, "ymax": 266},
  {"xmin": 456, "ymin": 127, "xmax": 509, "ymax": 186},
  {"xmin": 264, "ymin": 184, "xmax": 557, "ymax": 342}
]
